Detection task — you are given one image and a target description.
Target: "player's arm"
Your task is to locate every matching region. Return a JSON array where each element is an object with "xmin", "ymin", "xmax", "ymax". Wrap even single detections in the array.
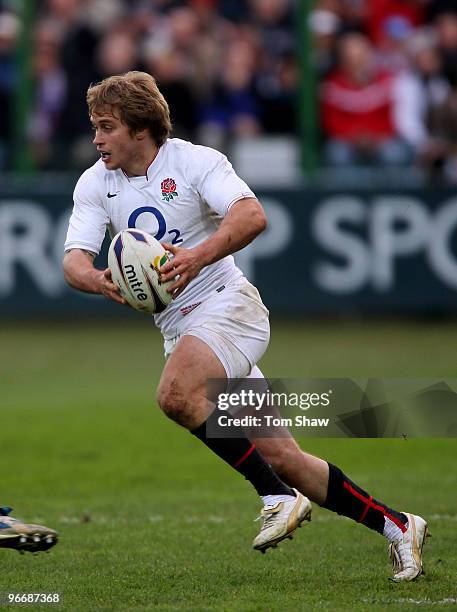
[
  {"xmin": 63, "ymin": 249, "xmax": 126, "ymax": 305},
  {"xmin": 194, "ymin": 196, "xmax": 266, "ymax": 264},
  {"xmin": 160, "ymin": 197, "xmax": 266, "ymax": 298}
]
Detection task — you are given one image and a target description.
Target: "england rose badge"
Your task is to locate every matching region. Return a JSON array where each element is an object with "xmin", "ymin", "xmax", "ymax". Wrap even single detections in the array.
[{"xmin": 161, "ymin": 178, "xmax": 178, "ymax": 202}]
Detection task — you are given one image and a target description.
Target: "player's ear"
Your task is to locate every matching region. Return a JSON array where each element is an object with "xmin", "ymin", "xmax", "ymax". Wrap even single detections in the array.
[{"xmin": 135, "ymin": 128, "xmax": 149, "ymax": 141}]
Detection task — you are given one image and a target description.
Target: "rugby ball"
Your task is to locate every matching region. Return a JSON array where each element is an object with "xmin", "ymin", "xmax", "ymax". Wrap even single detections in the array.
[{"xmin": 108, "ymin": 229, "xmax": 173, "ymax": 314}]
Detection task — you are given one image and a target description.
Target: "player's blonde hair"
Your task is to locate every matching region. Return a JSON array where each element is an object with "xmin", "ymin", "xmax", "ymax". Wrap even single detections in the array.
[{"xmin": 87, "ymin": 71, "xmax": 172, "ymax": 146}]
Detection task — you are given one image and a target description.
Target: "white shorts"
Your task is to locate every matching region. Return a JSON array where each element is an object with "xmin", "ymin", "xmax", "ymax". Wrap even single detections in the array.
[{"xmin": 163, "ymin": 278, "xmax": 270, "ymax": 378}]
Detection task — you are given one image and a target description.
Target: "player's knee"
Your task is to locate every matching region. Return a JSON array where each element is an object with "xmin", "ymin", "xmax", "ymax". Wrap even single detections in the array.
[{"xmin": 156, "ymin": 378, "xmax": 189, "ymax": 424}]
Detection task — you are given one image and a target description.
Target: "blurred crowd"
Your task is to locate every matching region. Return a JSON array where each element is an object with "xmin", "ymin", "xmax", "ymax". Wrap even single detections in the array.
[
  {"xmin": 0, "ymin": 0, "xmax": 297, "ymax": 171},
  {"xmin": 313, "ymin": 0, "xmax": 457, "ymax": 180},
  {"xmin": 1, "ymin": 0, "xmax": 457, "ymax": 180}
]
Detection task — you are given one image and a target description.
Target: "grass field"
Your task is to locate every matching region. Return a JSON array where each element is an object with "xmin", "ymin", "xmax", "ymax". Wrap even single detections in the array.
[{"xmin": 1, "ymin": 319, "xmax": 456, "ymax": 611}]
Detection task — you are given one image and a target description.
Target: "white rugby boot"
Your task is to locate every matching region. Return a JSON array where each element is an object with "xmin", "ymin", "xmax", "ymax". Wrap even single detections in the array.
[
  {"xmin": 253, "ymin": 489, "xmax": 312, "ymax": 553},
  {"xmin": 0, "ymin": 507, "xmax": 58, "ymax": 554},
  {"xmin": 389, "ymin": 512, "xmax": 429, "ymax": 582}
]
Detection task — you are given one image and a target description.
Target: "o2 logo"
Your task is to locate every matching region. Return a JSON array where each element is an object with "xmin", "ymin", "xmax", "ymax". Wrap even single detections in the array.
[{"xmin": 128, "ymin": 206, "xmax": 183, "ymax": 244}]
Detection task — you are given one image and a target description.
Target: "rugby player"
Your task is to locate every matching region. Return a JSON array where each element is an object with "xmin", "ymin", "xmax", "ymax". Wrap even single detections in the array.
[{"xmin": 63, "ymin": 72, "xmax": 428, "ymax": 579}]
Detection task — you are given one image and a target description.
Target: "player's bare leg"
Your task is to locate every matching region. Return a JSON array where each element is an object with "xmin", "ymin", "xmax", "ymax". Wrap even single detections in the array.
[
  {"xmin": 253, "ymin": 435, "xmax": 329, "ymax": 504},
  {"xmin": 157, "ymin": 335, "xmax": 224, "ymax": 429},
  {"xmin": 156, "ymin": 335, "xmax": 311, "ymax": 551}
]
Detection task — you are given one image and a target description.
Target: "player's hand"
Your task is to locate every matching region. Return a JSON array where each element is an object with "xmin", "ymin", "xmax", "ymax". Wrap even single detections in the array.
[
  {"xmin": 160, "ymin": 243, "xmax": 203, "ymax": 299},
  {"xmin": 95, "ymin": 268, "xmax": 127, "ymax": 305}
]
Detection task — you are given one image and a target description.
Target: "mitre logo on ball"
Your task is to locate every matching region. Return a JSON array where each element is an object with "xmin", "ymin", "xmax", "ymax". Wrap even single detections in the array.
[{"xmin": 108, "ymin": 229, "xmax": 174, "ymax": 315}]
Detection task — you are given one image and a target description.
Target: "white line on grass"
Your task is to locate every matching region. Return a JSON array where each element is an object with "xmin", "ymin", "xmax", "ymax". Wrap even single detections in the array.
[
  {"xmin": 430, "ymin": 514, "xmax": 457, "ymax": 521},
  {"xmin": 363, "ymin": 598, "xmax": 457, "ymax": 606},
  {"xmin": 55, "ymin": 513, "xmax": 457, "ymax": 525}
]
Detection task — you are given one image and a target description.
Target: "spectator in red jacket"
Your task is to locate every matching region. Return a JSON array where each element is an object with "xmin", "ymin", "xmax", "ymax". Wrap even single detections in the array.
[
  {"xmin": 366, "ymin": 0, "xmax": 425, "ymax": 46},
  {"xmin": 320, "ymin": 31, "xmax": 412, "ymax": 166}
]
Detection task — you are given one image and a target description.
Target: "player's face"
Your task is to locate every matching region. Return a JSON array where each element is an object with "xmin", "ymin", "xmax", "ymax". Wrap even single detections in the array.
[{"xmin": 90, "ymin": 109, "xmax": 142, "ymax": 174}]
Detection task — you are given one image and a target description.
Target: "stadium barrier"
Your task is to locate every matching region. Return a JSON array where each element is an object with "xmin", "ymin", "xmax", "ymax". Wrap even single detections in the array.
[{"xmin": 1, "ymin": 178, "xmax": 457, "ymax": 317}]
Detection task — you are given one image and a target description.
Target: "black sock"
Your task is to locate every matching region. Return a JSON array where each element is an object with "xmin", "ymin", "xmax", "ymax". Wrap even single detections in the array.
[
  {"xmin": 191, "ymin": 410, "xmax": 294, "ymax": 497},
  {"xmin": 323, "ymin": 463, "xmax": 408, "ymax": 535}
]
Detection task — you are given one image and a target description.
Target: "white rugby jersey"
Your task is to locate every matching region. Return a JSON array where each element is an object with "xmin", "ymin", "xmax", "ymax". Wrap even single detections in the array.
[{"xmin": 65, "ymin": 138, "xmax": 255, "ymax": 338}]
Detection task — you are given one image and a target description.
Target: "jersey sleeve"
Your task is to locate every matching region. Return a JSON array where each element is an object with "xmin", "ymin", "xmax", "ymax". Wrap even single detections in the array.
[
  {"xmin": 64, "ymin": 169, "xmax": 109, "ymax": 255},
  {"xmin": 194, "ymin": 146, "xmax": 256, "ymax": 216}
]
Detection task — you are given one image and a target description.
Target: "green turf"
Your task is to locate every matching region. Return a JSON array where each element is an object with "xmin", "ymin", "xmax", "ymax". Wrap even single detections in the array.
[{"xmin": 0, "ymin": 320, "xmax": 456, "ymax": 610}]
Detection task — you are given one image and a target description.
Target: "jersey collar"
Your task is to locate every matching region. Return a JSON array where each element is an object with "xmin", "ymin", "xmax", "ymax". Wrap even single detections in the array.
[{"xmin": 121, "ymin": 142, "xmax": 166, "ymax": 187}]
